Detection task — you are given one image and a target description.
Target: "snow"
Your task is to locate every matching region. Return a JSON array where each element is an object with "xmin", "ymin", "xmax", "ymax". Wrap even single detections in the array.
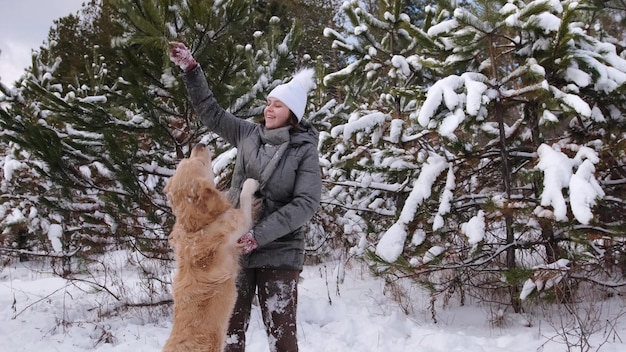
[
  {"xmin": 390, "ymin": 55, "xmax": 411, "ymax": 77},
  {"xmin": 331, "ymin": 112, "xmax": 387, "ymax": 142},
  {"xmin": 426, "ymin": 19, "xmax": 459, "ymax": 37},
  {"xmin": 438, "ymin": 107, "xmax": 465, "ymax": 137},
  {"xmin": 417, "ymin": 73, "xmax": 489, "ymax": 132},
  {"xmin": 3, "ymin": 258, "xmax": 625, "ymax": 352},
  {"xmin": 399, "ymin": 154, "xmax": 449, "ymax": 225},
  {"xmin": 536, "ymin": 144, "xmax": 576, "ymax": 221},
  {"xmin": 4, "ymin": 208, "xmax": 26, "ymax": 225},
  {"xmin": 79, "ymin": 95, "xmax": 107, "ymax": 104},
  {"xmin": 410, "ymin": 228, "xmax": 426, "ymax": 246},
  {"xmin": 464, "ymin": 79, "xmax": 487, "ymax": 116},
  {"xmin": 376, "ymin": 153, "xmax": 448, "ymax": 262},
  {"xmin": 461, "ymin": 210, "xmax": 485, "ymax": 245},
  {"xmin": 417, "ymin": 76, "xmax": 453, "ymax": 126},
  {"xmin": 433, "ymin": 167, "xmax": 455, "ymax": 231},
  {"xmin": 564, "ymin": 66, "xmax": 592, "ymax": 87},
  {"xmin": 422, "ymin": 245, "xmax": 445, "ymax": 263},
  {"xmin": 541, "ymin": 110, "xmax": 559, "ymax": 124},
  {"xmin": 533, "ymin": 13, "xmax": 561, "ymax": 34},
  {"xmin": 535, "ymin": 143, "xmax": 603, "ymax": 223},
  {"xmin": 388, "ymin": 119, "xmax": 403, "ymax": 143},
  {"xmin": 3, "ymin": 155, "xmax": 24, "ymax": 181},
  {"xmin": 354, "ymin": 24, "xmax": 368, "ymax": 36},
  {"xmin": 569, "ymin": 160, "xmax": 605, "ymax": 224},
  {"xmin": 520, "ymin": 259, "xmax": 571, "ymax": 300},
  {"xmin": 549, "ymin": 86, "xmax": 591, "ymax": 117},
  {"xmin": 47, "ymin": 224, "xmax": 63, "ymax": 252},
  {"xmin": 375, "ymin": 223, "xmax": 408, "ymax": 262}
]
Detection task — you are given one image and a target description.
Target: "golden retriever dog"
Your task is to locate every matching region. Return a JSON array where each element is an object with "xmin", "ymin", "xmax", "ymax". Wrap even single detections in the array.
[{"xmin": 163, "ymin": 143, "xmax": 258, "ymax": 352}]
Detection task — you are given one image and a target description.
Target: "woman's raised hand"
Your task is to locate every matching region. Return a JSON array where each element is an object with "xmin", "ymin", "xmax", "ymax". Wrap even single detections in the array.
[{"xmin": 169, "ymin": 42, "xmax": 198, "ymax": 72}]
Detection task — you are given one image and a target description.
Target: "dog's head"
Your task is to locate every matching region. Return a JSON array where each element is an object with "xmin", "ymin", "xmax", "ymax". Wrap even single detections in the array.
[{"xmin": 164, "ymin": 143, "xmax": 231, "ymax": 233}]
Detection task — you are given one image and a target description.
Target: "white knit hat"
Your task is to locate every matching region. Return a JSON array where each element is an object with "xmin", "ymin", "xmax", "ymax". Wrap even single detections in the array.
[{"xmin": 267, "ymin": 68, "xmax": 315, "ymax": 122}]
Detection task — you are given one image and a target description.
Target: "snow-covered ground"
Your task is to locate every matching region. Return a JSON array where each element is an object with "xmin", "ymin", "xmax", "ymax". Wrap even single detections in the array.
[{"xmin": 1, "ymin": 255, "xmax": 625, "ymax": 352}]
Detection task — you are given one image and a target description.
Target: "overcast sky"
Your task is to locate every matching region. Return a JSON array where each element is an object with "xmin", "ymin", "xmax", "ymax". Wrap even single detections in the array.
[{"xmin": 0, "ymin": 0, "xmax": 85, "ymax": 87}]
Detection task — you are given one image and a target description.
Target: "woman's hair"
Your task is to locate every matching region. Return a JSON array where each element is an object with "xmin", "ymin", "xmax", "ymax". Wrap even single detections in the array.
[
  {"xmin": 288, "ymin": 112, "xmax": 299, "ymax": 128},
  {"xmin": 289, "ymin": 111, "xmax": 309, "ymax": 133}
]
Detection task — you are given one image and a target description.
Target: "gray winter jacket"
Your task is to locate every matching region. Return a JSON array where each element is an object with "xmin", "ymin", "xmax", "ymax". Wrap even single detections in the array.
[{"xmin": 182, "ymin": 66, "xmax": 322, "ymax": 270}]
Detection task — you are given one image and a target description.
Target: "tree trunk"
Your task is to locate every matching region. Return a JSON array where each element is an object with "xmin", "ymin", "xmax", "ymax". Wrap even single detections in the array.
[
  {"xmin": 496, "ymin": 101, "xmax": 522, "ymax": 313},
  {"xmin": 525, "ymin": 101, "xmax": 561, "ymax": 262}
]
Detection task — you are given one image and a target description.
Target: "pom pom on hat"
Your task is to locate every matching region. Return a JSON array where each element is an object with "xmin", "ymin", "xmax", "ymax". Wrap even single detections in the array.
[{"xmin": 267, "ymin": 68, "xmax": 315, "ymax": 122}]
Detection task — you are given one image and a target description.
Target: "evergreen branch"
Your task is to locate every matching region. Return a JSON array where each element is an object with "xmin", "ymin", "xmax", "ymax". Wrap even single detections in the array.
[
  {"xmin": 570, "ymin": 274, "xmax": 626, "ymax": 288},
  {"xmin": 320, "ymin": 199, "xmax": 396, "ymax": 217},
  {"xmin": 0, "ymin": 247, "xmax": 82, "ymax": 258},
  {"xmin": 323, "ymin": 178, "xmax": 410, "ymax": 192}
]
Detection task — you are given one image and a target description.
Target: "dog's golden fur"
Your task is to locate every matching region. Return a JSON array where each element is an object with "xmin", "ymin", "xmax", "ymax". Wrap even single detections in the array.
[{"xmin": 163, "ymin": 143, "xmax": 258, "ymax": 352}]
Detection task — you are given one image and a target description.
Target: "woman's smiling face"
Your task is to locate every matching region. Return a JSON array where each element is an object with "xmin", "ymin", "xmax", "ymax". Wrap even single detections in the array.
[{"xmin": 264, "ymin": 98, "xmax": 292, "ymax": 129}]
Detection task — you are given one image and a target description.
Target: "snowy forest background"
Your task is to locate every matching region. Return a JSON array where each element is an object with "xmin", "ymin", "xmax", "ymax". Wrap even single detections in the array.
[{"xmin": 1, "ymin": 0, "xmax": 626, "ymax": 350}]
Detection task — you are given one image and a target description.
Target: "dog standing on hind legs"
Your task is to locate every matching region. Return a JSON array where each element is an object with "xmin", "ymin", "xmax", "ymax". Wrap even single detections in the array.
[{"xmin": 163, "ymin": 143, "xmax": 258, "ymax": 352}]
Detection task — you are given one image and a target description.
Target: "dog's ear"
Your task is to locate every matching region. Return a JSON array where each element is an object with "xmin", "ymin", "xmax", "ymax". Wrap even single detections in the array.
[
  {"xmin": 189, "ymin": 177, "xmax": 214, "ymax": 205},
  {"xmin": 193, "ymin": 181, "xmax": 231, "ymax": 219},
  {"xmin": 172, "ymin": 178, "xmax": 231, "ymax": 232},
  {"xmin": 164, "ymin": 174, "xmax": 188, "ymax": 215}
]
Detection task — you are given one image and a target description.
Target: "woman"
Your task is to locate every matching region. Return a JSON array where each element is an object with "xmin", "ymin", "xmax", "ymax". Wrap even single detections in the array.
[{"xmin": 169, "ymin": 42, "xmax": 322, "ymax": 352}]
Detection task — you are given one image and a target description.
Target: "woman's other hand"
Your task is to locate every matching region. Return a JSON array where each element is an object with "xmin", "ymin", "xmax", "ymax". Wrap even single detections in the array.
[{"xmin": 237, "ymin": 231, "xmax": 258, "ymax": 254}]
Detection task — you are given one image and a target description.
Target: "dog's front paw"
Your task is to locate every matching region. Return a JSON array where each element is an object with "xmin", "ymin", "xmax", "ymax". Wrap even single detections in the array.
[{"xmin": 242, "ymin": 178, "xmax": 260, "ymax": 194}]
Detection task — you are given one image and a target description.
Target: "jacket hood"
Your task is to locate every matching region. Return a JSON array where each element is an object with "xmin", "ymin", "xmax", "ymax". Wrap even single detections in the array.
[{"xmin": 292, "ymin": 120, "xmax": 319, "ymax": 147}]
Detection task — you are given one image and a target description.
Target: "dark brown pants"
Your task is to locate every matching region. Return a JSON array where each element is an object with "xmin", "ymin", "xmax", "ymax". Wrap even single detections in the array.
[{"xmin": 225, "ymin": 268, "xmax": 300, "ymax": 352}]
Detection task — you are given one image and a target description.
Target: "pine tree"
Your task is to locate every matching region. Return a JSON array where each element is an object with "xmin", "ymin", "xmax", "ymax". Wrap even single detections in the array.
[
  {"xmin": 323, "ymin": 0, "xmax": 626, "ymax": 314},
  {"xmin": 0, "ymin": 0, "xmax": 312, "ymax": 282},
  {"xmin": 249, "ymin": 0, "xmax": 340, "ymax": 66},
  {"xmin": 412, "ymin": 0, "xmax": 626, "ymax": 310},
  {"xmin": 321, "ymin": 0, "xmax": 446, "ymax": 267}
]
